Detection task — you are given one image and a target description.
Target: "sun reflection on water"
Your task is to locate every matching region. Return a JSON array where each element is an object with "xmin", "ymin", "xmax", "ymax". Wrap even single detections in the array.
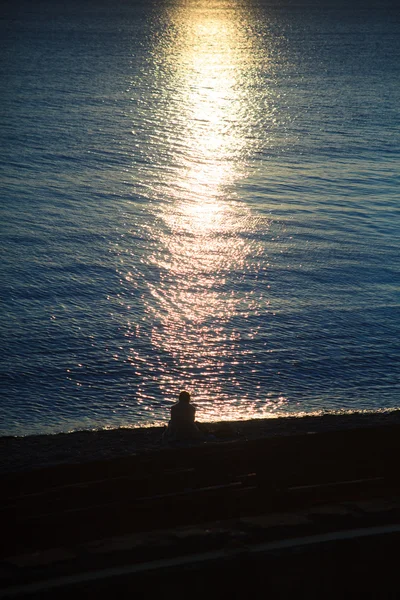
[
  {"xmin": 124, "ymin": 0, "xmax": 281, "ymax": 420},
  {"xmin": 163, "ymin": 0, "xmax": 257, "ymax": 202}
]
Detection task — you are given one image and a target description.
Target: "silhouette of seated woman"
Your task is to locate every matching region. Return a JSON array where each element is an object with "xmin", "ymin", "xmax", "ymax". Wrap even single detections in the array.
[{"xmin": 165, "ymin": 391, "xmax": 204, "ymax": 442}]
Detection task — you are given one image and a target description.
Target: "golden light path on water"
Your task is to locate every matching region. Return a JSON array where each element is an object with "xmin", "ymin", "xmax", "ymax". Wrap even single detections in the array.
[{"xmin": 125, "ymin": 0, "xmax": 287, "ymax": 421}]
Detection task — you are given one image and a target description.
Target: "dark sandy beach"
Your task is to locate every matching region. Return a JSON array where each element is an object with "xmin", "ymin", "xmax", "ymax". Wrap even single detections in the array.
[
  {"xmin": 2, "ymin": 411, "xmax": 400, "ymax": 597},
  {"xmin": 2, "ymin": 410, "xmax": 400, "ymax": 475}
]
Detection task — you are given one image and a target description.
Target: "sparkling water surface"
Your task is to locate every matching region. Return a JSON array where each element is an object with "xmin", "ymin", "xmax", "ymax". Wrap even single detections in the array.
[{"xmin": 1, "ymin": 0, "xmax": 399, "ymax": 436}]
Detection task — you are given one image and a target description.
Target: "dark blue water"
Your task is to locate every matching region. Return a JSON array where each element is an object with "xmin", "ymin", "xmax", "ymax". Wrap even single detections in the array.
[{"xmin": 1, "ymin": 0, "xmax": 399, "ymax": 436}]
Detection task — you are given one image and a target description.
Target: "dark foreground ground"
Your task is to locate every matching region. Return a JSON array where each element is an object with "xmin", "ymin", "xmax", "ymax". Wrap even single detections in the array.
[{"xmin": 1, "ymin": 412, "xmax": 400, "ymax": 598}]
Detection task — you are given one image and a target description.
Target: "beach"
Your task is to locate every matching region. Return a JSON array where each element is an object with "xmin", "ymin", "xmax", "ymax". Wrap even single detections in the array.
[
  {"xmin": 2, "ymin": 410, "xmax": 400, "ymax": 475},
  {"xmin": 2, "ymin": 411, "xmax": 400, "ymax": 597},
  {"xmin": 2, "ymin": 0, "xmax": 399, "ymax": 593}
]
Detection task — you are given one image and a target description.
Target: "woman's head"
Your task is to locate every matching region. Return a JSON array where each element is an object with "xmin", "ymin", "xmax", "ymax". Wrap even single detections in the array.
[{"xmin": 179, "ymin": 390, "xmax": 191, "ymax": 403}]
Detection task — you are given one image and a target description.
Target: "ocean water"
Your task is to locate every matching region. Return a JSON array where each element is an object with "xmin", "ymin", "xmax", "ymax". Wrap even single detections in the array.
[{"xmin": 1, "ymin": 0, "xmax": 399, "ymax": 437}]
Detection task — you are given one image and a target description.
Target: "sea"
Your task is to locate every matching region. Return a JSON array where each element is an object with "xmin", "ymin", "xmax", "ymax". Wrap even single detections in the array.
[{"xmin": 1, "ymin": 0, "xmax": 399, "ymax": 438}]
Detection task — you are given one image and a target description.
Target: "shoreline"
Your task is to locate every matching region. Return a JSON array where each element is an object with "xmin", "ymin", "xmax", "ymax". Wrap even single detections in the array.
[{"xmin": 2, "ymin": 409, "xmax": 400, "ymax": 475}]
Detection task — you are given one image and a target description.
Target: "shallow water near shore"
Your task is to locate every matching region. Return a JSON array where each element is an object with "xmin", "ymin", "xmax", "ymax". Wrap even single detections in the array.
[{"xmin": 1, "ymin": 0, "xmax": 399, "ymax": 436}]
